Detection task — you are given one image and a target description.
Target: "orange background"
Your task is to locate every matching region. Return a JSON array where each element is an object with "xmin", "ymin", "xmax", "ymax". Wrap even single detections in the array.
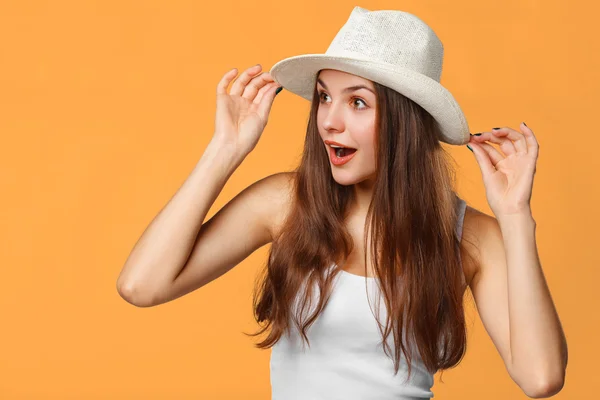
[{"xmin": 0, "ymin": 0, "xmax": 595, "ymax": 398}]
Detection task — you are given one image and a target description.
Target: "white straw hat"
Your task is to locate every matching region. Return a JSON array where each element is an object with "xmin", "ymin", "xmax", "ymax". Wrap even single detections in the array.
[{"xmin": 269, "ymin": 6, "xmax": 470, "ymax": 145}]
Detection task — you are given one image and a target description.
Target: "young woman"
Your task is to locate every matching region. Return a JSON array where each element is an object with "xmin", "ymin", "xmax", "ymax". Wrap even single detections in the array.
[{"xmin": 117, "ymin": 7, "xmax": 567, "ymax": 399}]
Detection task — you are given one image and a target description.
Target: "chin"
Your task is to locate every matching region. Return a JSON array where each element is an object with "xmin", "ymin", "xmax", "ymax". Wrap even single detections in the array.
[
  {"xmin": 330, "ymin": 171, "xmax": 362, "ymax": 185},
  {"xmin": 332, "ymin": 169, "xmax": 377, "ymax": 186}
]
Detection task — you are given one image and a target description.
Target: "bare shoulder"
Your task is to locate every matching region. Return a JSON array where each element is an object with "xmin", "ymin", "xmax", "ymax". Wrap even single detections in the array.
[
  {"xmin": 461, "ymin": 204, "xmax": 499, "ymax": 287},
  {"xmin": 265, "ymin": 171, "xmax": 296, "ymax": 240}
]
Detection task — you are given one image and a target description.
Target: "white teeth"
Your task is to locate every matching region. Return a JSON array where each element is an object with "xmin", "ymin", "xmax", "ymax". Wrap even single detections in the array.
[{"xmin": 329, "ymin": 144, "xmax": 344, "ymax": 148}]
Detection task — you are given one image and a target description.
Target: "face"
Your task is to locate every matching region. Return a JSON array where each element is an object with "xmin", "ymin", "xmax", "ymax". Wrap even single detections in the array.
[{"xmin": 316, "ymin": 69, "xmax": 378, "ymax": 187}]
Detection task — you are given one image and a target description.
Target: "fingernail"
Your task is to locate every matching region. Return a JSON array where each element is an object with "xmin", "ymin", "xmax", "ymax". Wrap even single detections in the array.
[
  {"xmin": 474, "ymin": 133, "xmax": 482, "ymax": 136},
  {"xmin": 275, "ymin": 86, "xmax": 283, "ymax": 95},
  {"xmin": 466, "ymin": 145, "xmax": 473, "ymax": 152},
  {"xmin": 492, "ymin": 127, "xmax": 501, "ymax": 130},
  {"xmin": 523, "ymin": 122, "xmax": 528, "ymax": 127}
]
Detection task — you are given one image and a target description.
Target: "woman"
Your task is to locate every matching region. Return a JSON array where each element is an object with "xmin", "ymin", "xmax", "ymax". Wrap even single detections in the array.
[{"xmin": 116, "ymin": 6, "xmax": 568, "ymax": 399}]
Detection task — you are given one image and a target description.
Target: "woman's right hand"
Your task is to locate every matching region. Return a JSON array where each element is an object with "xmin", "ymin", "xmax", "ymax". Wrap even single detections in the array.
[{"xmin": 212, "ymin": 64, "xmax": 282, "ymax": 158}]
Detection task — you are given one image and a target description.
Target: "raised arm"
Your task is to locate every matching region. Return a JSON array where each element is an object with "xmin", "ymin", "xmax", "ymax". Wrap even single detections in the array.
[{"xmin": 116, "ymin": 64, "xmax": 283, "ymax": 307}]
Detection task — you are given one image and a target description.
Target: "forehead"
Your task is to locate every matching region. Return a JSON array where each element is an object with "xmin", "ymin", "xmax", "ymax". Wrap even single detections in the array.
[{"xmin": 317, "ymin": 69, "xmax": 374, "ymax": 88}]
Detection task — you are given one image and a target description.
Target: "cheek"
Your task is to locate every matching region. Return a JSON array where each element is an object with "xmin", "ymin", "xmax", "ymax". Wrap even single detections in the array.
[{"xmin": 356, "ymin": 127, "xmax": 377, "ymax": 151}]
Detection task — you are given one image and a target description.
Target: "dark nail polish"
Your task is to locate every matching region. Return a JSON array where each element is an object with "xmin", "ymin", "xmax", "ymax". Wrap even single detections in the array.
[
  {"xmin": 466, "ymin": 145, "xmax": 473, "ymax": 152},
  {"xmin": 474, "ymin": 133, "xmax": 482, "ymax": 136},
  {"xmin": 275, "ymin": 86, "xmax": 283, "ymax": 95},
  {"xmin": 492, "ymin": 127, "xmax": 501, "ymax": 130},
  {"xmin": 523, "ymin": 122, "xmax": 527, "ymax": 127}
]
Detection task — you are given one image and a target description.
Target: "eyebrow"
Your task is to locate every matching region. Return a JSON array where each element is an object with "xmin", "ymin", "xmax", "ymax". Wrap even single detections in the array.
[{"xmin": 317, "ymin": 79, "xmax": 375, "ymax": 95}]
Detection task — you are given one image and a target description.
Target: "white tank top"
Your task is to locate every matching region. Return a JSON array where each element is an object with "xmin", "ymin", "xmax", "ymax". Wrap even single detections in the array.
[{"xmin": 269, "ymin": 197, "xmax": 468, "ymax": 399}]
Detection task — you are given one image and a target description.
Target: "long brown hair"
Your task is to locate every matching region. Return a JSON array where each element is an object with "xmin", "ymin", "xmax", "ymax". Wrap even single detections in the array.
[{"xmin": 244, "ymin": 71, "xmax": 477, "ymax": 383}]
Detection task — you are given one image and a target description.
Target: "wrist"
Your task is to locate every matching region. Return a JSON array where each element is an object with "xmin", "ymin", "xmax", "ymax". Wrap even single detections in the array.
[
  {"xmin": 208, "ymin": 136, "xmax": 247, "ymax": 160},
  {"xmin": 202, "ymin": 138, "xmax": 245, "ymax": 172},
  {"xmin": 497, "ymin": 210, "xmax": 536, "ymax": 235}
]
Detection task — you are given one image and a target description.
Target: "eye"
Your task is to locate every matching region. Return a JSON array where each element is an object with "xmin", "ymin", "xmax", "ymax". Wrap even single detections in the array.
[
  {"xmin": 318, "ymin": 91, "xmax": 330, "ymax": 103},
  {"xmin": 317, "ymin": 91, "xmax": 369, "ymax": 110},
  {"xmin": 352, "ymin": 97, "xmax": 367, "ymax": 110}
]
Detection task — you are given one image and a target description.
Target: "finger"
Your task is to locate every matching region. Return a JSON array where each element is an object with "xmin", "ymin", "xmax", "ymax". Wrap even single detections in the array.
[
  {"xmin": 490, "ymin": 126, "xmax": 528, "ymax": 153},
  {"xmin": 230, "ymin": 64, "xmax": 263, "ymax": 96},
  {"xmin": 256, "ymin": 83, "xmax": 281, "ymax": 122},
  {"xmin": 520, "ymin": 122, "xmax": 540, "ymax": 158},
  {"xmin": 242, "ymin": 72, "xmax": 275, "ymax": 101},
  {"xmin": 468, "ymin": 141, "xmax": 497, "ymax": 177},
  {"xmin": 254, "ymin": 81, "xmax": 279, "ymax": 105},
  {"xmin": 476, "ymin": 141, "xmax": 505, "ymax": 167},
  {"xmin": 470, "ymin": 129, "xmax": 516, "ymax": 156},
  {"xmin": 216, "ymin": 68, "xmax": 238, "ymax": 96}
]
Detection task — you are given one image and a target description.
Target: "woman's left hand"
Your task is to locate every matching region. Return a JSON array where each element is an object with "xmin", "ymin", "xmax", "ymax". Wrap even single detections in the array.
[{"xmin": 467, "ymin": 123, "xmax": 539, "ymax": 218}]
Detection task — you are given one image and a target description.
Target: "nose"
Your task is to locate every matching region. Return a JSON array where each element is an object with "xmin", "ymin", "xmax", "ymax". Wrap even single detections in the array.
[{"xmin": 321, "ymin": 100, "xmax": 345, "ymax": 132}]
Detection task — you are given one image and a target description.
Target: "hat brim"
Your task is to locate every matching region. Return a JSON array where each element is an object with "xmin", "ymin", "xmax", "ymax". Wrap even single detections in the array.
[{"xmin": 269, "ymin": 54, "xmax": 469, "ymax": 145}]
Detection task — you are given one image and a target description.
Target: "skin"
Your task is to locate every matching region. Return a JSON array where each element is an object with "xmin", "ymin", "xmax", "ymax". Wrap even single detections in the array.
[{"xmin": 316, "ymin": 69, "xmax": 378, "ymax": 215}]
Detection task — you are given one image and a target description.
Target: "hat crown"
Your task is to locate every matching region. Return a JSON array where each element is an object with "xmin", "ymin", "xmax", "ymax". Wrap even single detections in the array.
[{"xmin": 326, "ymin": 7, "xmax": 444, "ymax": 82}]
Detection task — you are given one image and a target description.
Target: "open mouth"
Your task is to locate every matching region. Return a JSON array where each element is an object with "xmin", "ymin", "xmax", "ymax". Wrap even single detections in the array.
[
  {"xmin": 327, "ymin": 144, "xmax": 358, "ymax": 165},
  {"xmin": 333, "ymin": 147, "xmax": 357, "ymax": 157}
]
